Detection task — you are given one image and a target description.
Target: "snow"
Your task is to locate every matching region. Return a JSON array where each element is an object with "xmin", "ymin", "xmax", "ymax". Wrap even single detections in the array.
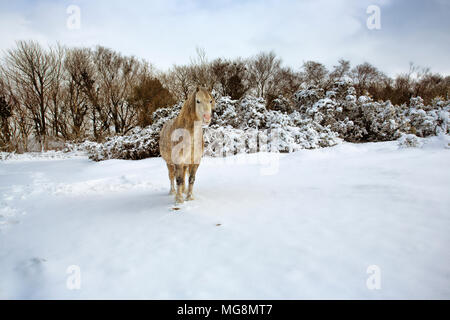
[
  {"xmin": 1, "ymin": 137, "xmax": 449, "ymax": 299},
  {"xmin": 0, "ymin": 150, "xmax": 86, "ymax": 162}
]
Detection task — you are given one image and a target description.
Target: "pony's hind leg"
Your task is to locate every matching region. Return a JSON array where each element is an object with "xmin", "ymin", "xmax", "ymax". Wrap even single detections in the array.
[
  {"xmin": 186, "ymin": 164, "xmax": 199, "ymax": 201},
  {"xmin": 174, "ymin": 164, "xmax": 186, "ymax": 204},
  {"xmin": 166, "ymin": 163, "xmax": 176, "ymax": 195},
  {"xmin": 182, "ymin": 166, "xmax": 188, "ymax": 194}
]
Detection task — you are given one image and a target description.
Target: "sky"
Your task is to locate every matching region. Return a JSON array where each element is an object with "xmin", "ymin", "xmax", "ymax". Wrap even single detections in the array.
[{"xmin": 0, "ymin": 0, "xmax": 449, "ymax": 76}]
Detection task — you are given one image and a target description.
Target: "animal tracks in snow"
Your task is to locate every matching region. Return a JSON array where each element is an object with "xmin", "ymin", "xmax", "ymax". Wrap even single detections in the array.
[
  {"xmin": 0, "ymin": 187, "xmax": 27, "ymax": 232},
  {"xmin": 28, "ymin": 173, "xmax": 164, "ymax": 197},
  {"xmin": 0, "ymin": 170, "xmax": 164, "ymax": 232},
  {"xmin": 50, "ymin": 176, "xmax": 163, "ymax": 196},
  {"xmin": 0, "ymin": 205, "xmax": 21, "ymax": 231}
]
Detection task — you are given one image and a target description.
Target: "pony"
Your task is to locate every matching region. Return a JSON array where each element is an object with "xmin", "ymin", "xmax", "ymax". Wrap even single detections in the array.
[{"xmin": 159, "ymin": 86, "xmax": 215, "ymax": 204}]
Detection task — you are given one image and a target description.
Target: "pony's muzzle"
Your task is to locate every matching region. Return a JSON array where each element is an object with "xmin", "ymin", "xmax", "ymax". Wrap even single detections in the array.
[{"xmin": 203, "ymin": 113, "xmax": 211, "ymax": 125}]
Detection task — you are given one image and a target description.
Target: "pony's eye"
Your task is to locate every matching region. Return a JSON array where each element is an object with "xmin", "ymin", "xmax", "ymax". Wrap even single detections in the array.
[
  {"xmin": 210, "ymin": 100, "xmax": 213, "ymax": 103},
  {"xmin": 196, "ymin": 100, "xmax": 200, "ymax": 103}
]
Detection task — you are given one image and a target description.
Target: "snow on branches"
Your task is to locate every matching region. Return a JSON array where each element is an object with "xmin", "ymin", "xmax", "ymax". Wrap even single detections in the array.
[{"xmin": 72, "ymin": 82, "xmax": 449, "ymax": 161}]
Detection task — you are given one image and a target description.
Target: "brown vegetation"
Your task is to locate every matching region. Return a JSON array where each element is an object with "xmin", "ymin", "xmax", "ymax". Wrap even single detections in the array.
[{"xmin": 0, "ymin": 40, "xmax": 448, "ymax": 153}]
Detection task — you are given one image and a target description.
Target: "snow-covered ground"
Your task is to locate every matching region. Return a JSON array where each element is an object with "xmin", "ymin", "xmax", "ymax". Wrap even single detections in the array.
[{"xmin": 1, "ymin": 137, "xmax": 449, "ymax": 299}]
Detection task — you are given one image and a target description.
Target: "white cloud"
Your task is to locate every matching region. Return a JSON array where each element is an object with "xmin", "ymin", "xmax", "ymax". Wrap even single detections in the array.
[{"xmin": 0, "ymin": 0, "xmax": 448, "ymax": 76}]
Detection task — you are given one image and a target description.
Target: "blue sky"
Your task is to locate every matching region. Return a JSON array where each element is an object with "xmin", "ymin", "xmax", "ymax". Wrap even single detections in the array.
[{"xmin": 0, "ymin": 0, "xmax": 449, "ymax": 75}]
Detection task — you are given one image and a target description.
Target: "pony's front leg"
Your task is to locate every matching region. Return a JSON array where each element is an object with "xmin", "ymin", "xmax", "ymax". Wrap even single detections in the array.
[
  {"xmin": 186, "ymin": 164, "xmax": 199, "ymax": 201},
  {"xmin": 166, "ymin": 163, "xmax": 176, "ymax": 195},
  {"xmin": 175, "ymin": 164, "xmax": 186, "ymax": 204}
]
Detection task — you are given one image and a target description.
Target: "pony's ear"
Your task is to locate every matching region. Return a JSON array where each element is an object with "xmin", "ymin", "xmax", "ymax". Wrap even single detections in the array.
[
  {"xmin": 208, "ymin": 84, "xmax": 213, "ymax": 92},
  {"xmin": 195, "ymin": 86, "xmax": 200, "ymax": 92}
]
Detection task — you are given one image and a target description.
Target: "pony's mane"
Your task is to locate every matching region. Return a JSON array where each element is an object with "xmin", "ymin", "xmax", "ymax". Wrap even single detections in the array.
[{"xmin": 177, "ymin": 87, "xmax": 210, "ymax": 124}]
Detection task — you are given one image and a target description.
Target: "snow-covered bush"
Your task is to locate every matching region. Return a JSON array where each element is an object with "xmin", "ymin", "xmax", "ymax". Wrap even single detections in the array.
[
  {"xmin": 68, "ymin": 85, "xmax": 449, "ymax": 161},
  {"xmin": 203, "ymin": 95, "xmax": 339, "ymax": 156},
  {"xmin": 270, "ymin": 95, "xmax": 293, "ymax": 113},
  {"xmin": 210, "ymin": 96, "xmax": 241, "ymax": 128},
  {"xmin": 72, "ymin": 127, "xmax": 160, "ymax": 161},
  {"xmin": 295, "ymin": 81, "xmax": 450, "ymax": 143},
  {"xmin": 293, "ymin": 86, "xmax": 324, "ymax": 111},
  {"xmin": 76, "ymin": 95, "xmax": 339, "ymax": 161},
  {"xmin": 397, "ymin": 134, "xmax": 423, "ymax": 148},
  {"xmin": 402, "ymin": 97, "xmax": 449, "ymax": 137}
]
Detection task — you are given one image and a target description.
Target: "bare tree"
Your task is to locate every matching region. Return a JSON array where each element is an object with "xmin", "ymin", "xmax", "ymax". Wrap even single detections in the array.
[
  {"xmin": 330, "ymin": 59, "xmax": 351, "ymax": 82},
  {"xmin": 129, "ymin": 75, "xmax": 175, "ymax": 127},
  {"xmin": 301, "ymin": 61, "xmax": 329, "ymax": 87},
  {"xmin": 188, "ymin": 47, "xmax": 214, "ymax": 89},
  {"xmin": 211, "ymin": 58, "xmax": 250, "ymax": 99},
  {"xmin": 265, "ymin": 66, "xmax": 302, "ymax": 108},
  {"xmin": 351, "ymin": 62, "xmax": 383, "ymax": 96},
  {"xmin": 3, "ymin": 41, "xmax": 62, "ymax": 150},
  {"xmin": 47, "ymin": 44, "xmax": 65, "ymax": 138},
  {"xmin": 248, "ymin": 51, "xmax": 282, "ymax": 98},
  {"xmin": 93, "ymin": 47, "xmax": 145, "ymax": 134},
  {"xmin": 65, "ymin": 47, "xmax": 113, "ymax": 140},
  {"xmin": 160, "ymin": 65, "xmax": 193, "ymax": 101},
  {"xmin": 0, "ymin": 95, "xmax": 12, "ymax": 151},
  {"xmin": 0, "ymin": 66, "xmax": 32, "ymax": 151},
  {"xmin": 61, "ymin": 49, "xmax": 90, "ymax": 140}
]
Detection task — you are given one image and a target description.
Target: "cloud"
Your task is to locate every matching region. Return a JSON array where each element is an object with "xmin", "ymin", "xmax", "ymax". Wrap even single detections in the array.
[{"xmin": 0, "ymin": 0, "xmax": 448, "ymax": 76}]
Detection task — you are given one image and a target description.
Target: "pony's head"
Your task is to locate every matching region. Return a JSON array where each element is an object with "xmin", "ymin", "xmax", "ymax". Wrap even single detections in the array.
[{"xmin": 194, "ymin": 86, "xmax": 215, "ymax": 126}]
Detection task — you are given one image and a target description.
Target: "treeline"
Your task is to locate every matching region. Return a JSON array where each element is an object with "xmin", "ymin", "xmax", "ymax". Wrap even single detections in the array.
[{"xmin": 0, "ymin": 41, "xmax": 449, "ymax": 152}]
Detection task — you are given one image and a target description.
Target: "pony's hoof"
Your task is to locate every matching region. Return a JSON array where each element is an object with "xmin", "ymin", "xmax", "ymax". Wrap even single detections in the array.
[
  {"xmin": 175, "ymin": 196, "xmax": 184, "ymax": 204},
  {"xmin": 169, "ymin": 190, "xmax": 176, "ymax": 195},
  {"xmin": 186, "ymin": 194, "xmax": 195, "ymax": 201}
]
